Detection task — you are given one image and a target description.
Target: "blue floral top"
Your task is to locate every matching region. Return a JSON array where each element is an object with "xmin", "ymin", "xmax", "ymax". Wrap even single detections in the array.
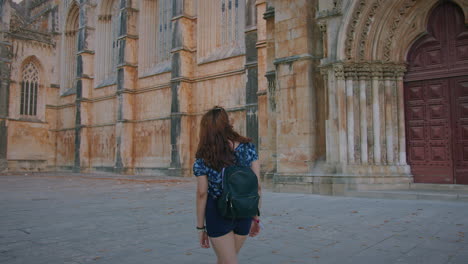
[{"xmin": 193, "ymin": 142, "xmax": 259, "ymax": 199}]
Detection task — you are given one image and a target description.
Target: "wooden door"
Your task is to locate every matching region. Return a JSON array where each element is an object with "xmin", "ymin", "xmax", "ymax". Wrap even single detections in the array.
[
  {"xmin": 405, "ymin": 80, "xmax": 453, "ymax": 183},
  {"xmin": 404, "ymin": 2, "xmax": 468, "ymax": 184},
  {"xmin": 452, "ymin": 77, "xmax": 468, "ymax": 184}
]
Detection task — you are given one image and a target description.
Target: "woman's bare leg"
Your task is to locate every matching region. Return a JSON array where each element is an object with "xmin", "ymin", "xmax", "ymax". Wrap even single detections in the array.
[
  {"xmin": 234, "ymin": 234, "xmax": 248, "ymax": 254},
  {"xmin": 209, "ymin": 231, "xmax": 238, "ymax": 264}
]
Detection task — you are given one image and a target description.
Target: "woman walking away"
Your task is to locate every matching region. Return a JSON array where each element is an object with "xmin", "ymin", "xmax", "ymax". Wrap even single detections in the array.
[{"xmin": 194, "ymin": 106, "xmax": 261, "ymax": 264}]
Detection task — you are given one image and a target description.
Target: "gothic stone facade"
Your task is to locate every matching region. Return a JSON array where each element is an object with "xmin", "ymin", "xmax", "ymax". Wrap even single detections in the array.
[{"xmin": 1, "ymin": 0, "xmax": 467, "ymax": 194}]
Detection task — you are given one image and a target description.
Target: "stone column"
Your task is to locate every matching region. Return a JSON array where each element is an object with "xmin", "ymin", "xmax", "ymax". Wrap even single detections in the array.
[
  {"xmin": 256, "ymin": 0, "xmax": 268, "ymax": 174},
  {"xmin": 0, "ymin": 0, "xmax": 11, "ymax": 171},
  {"xmin": 345, "ymin": 67, "xmax": 356, "ymax": 164},
  {"xmin": 323, "ymin": 62, "xmax": 411, "ymax": 184},
  {"xmin": 359, "ymin": 64, "xmax": 372, "ymax": 165},
  {"xmin": 114, "ymin": 0, "xmax": 138, "ymax": 174},
  {"xmin": 383, "ymin": 67, "xmax": 395, "ymax": 164},
  {"xmin": 75, "ymin": 1, "xmax": 96, "ymax": 172},
  {"xmin": 396, "ymin": 67, "xmax": 407, "ymax": 165},
  {"xmin": 262, "ymin": 3, "xmax": 277, "ymax": 181},
  {"xmin": 245, "ymin": 0, "xmax": 259, "ymax": 149},
  {"xmin": 0, "ymin": 24, "xmax": 11, "ymax": 172},
  {"xmin": 319, "ymin": 64, "xmax": 341, "ymax": 165},
  {"xmin": 327, "ymin": 62, "xmax": 408, "ymax": 175},
  {"xmin": 0, "ymin": 119, "xmax": 6, "ymax": 172},
  {"xmin": 335, "ymin": 64, "xmax": 347, "ymax": 165},
  {"xmin": 371, "ymin": 65, "xmax": 383, "ymax": 164},
  {"xmin": 170, "ymin": 0, "xmax": 196, "ymax": 176}
]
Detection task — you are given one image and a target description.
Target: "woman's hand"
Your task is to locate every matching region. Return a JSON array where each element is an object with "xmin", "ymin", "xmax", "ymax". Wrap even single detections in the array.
[
  {"xmin": 249, "ymin": 219, "xmax": 261, "ymax": 237},
  {"xmin": 199, "ymin": 231, "xmax": 210, "ymax": 248}
]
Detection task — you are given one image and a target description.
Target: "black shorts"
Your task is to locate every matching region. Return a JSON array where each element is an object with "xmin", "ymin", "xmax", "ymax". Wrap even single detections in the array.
[{"xmin": 205, "ymin": 195, "xmax": 253, "ymax": 238}]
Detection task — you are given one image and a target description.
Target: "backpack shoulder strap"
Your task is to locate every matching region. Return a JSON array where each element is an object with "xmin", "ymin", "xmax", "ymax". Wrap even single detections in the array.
[{"xmin": 221, "ymin": 167, "xmax": 226, "ymax": 189}]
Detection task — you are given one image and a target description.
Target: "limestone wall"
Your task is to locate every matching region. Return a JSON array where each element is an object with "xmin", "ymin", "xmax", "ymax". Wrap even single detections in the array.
[
  {"xmin": 0, "ymin": 0, "xmax": 265, "ymax": 176},
  {"xmin": 267, "ymin": 0, "xmax": 324, "ymax": 175},
  {"xmin": 5, "ymin": 15, "xmax": 58, "ymax": 171}
]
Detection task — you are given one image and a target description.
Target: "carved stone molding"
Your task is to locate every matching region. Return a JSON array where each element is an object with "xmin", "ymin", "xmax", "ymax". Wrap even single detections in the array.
[
  {"xmin": 383, "ymin": 0, "xmax": 417, "ymax": 61},
  {"xmin": 319, "ymin": 21, "xmax": 328, "ymax": 58},
  {"xmin": 98, "ymin": 14, "xmax": 112, "ymax": 21},
  {"xmin": 357, "ymin": 63, "xmax": 371, "ymax": 80},
  {"xmin": 318, "ymin": 22, "xmax": 327, "ymax": 33},
  {"xmin": 344, "ymin": 0, "xmax": 366, "ymax": 61},
  {"xmin": 333, "ymin": 63, "xmax": 345, "ymax": 80},
  {"xmin": 358, "ymin": 0, "xmax": 384, "ymax": 61},
  {"xmin": 370, "ymin": 65, "xmax": 383, "ymax": 79},
  {"xmin": 327, "ymin": 62, "xmax": 407, "ymax": 80}
]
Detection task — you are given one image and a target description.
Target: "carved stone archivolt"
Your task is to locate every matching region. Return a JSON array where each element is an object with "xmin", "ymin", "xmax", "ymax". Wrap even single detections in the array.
[
  {"xmin": 344, "ymin": 0, "xmax": 366, "ymax": 61},
  {"xmin": 357, "ymin": 0, "xmax": 384, "ymax": 61},
  {"xmin": 340, "ymin": 0, "xmax": 468, "ymax": 62},
  {"xmin": 382, "ymin": 0, "xmax": 417, "ymax": 61}
]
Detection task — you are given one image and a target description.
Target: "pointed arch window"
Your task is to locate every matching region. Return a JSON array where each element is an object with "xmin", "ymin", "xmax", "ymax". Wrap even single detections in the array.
[
  {"xmin": 95, "ymin": 0, "xmax": 121, "ymax": 86},
  {"xmin": 20, "ymin": 62, "xmax": 39, "ymax": 116},
  {"xmin": 139, "ymin": 0, "xmax": 173, "ymax": 76},
  {"xmin": 61, "ymin": 3, "xmax": 79, "ymax": 93},
  {"xmin": 197, "ymin": 0, "xmax": 245, "ymax": 63}
]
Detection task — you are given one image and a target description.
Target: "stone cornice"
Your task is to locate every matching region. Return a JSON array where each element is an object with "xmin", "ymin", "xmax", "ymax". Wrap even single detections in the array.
[
  {"xmin": 121, "ymin": 84, "xmax": 171, "ymax": 94},
  {"xmin": 77, "ymin": 50, "xmax": 95, "ymax": 55},
  {"xmin": 316, "ymin": 0, "xmax": 343, "ymax": 20},
  {"xmin": 273, "ymin": 54, "xmax": 321, "ymax": 65},
  {"xmin": 245, "ymin": 61, "xmax": 258, "ymax": 68},
  {"xmin": 45, "ymin": 103, "xmax": 75, "ymax": 109},
  {"xmin": 117, "ymin": 34, "xmax": 138, "ymax": 40},
  {"xmin": 257, "ymin": 90, "xmax": 267, "ymax": 96},
  {"xmin": 263, "ymin": 6, "xmax": 275, "ymax": 19},
  {"xmin": 9, "ymin": 28, "xmax": 54, "ymax": 46},
  {"xmin": 256, "ymin": 40, "xmax": 267, "ymax": 48},
  {"xmin": 172, "ymin": 14, "xmax": 197, "ymax": 21}
]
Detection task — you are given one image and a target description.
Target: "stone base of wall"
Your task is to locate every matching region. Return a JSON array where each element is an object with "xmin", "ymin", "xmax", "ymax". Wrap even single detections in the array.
[
  {"xmin": 55, "ymin": 166, "xmax": 74, "ymax": 171},
  {"xmin": 132, "ymin": 167, "xmax": 187, "ymax": 177},
  {"xmin": 274, "ymin": 172, "xmax": 413, "ymax": 195},
  {"xmin": 7, "ymin": 160, "xmax": 48, "ymax": 172},
  {"xmin": 0, "ymin": 159, "xmax": 7, "ymax": 172},
  {"xmin": 51, "ymin": 166, "xmax": 188, "ymax": 177},
  {"xmin": 5, "ymin": 163, "xmax": 192, "ymax": 178}
]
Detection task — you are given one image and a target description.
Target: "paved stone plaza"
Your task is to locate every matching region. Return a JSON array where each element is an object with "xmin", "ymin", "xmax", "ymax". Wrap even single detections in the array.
[{"xmin": 1, "ymin": 173, "xmax": 467, "ymax": 264}]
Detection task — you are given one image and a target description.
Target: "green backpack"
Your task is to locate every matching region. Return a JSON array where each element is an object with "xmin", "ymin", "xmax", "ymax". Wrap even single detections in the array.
[{"xmin": 217, "ymin": 166, "xmax": 260, "ymax": 219}]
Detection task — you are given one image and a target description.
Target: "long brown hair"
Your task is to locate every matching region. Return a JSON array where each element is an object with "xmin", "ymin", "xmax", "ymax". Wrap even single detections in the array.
[{"xmin": 195, "ymin": 106, "xmax": 251, "ymax": 171}]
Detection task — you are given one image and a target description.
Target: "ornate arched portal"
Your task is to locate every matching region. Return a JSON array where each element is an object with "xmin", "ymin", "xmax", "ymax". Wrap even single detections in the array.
[
  {"xmin": 405, "ymin": 2, "xmax": 468, "ymax": 184},
  {"xmin": 315, "ymin": 0, "xmax": 468, "ymax": 191}
]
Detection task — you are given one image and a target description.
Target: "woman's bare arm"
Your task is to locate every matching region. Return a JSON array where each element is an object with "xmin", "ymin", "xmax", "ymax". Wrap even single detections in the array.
[
  {"xmin": 196, "ymin": 175, "xmax": 209, "ymax": 228},
  {"xmin": 196, "ymin": 175, "xmax": 210, "ymax": 248}
]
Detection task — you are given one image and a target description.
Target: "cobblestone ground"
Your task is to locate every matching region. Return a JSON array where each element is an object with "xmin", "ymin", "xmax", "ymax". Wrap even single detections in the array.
[{"xmin": 1, "ymin": 173, "xmax": 467, "ymax": 264}]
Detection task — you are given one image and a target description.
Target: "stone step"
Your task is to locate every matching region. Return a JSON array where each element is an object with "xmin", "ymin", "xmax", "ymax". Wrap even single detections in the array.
[
  {"xmin": 343, "ymin": 189, "xmax": 468, "ymax": 202},
  {"xmin": 409, "ymin": 183, "xmax": 468, "ymax": 191}
]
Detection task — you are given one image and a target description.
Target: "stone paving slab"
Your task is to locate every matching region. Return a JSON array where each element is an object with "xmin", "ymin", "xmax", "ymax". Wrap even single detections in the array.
[{"xmin": 1, "ymin": 173, "xmax": 468, "ymax": 264}]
